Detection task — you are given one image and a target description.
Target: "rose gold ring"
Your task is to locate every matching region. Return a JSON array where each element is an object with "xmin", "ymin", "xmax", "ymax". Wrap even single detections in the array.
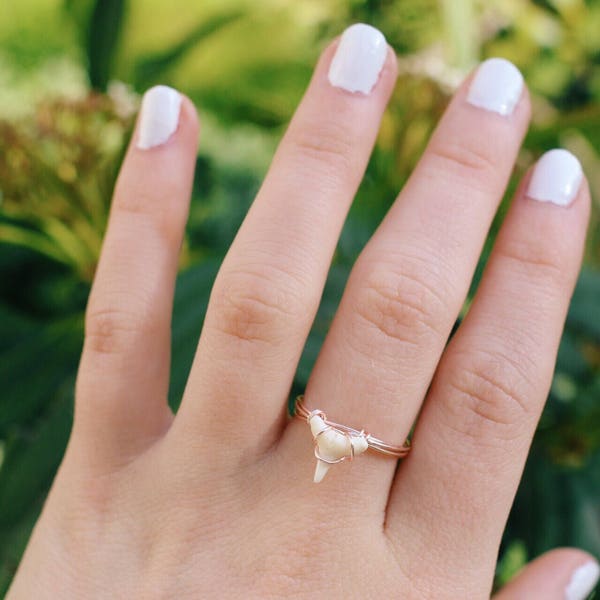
[{"xmin": 294, "ymin": 395, "xmax": 410, "ymax": 482}]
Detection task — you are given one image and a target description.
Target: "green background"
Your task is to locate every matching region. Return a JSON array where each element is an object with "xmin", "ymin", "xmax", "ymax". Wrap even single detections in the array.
[{"xmin": 0, "ymin": 0, "xmax": 599, "ymax": 594}]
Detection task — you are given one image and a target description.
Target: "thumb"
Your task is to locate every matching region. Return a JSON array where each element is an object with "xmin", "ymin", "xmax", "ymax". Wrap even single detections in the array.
[{"xmin": 494, "ymin": 549, "xmax": 599, "ymax": 600}]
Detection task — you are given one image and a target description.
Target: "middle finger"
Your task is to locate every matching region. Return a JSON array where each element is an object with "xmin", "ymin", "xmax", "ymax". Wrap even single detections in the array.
[{"xmin": 282, "ymin": 58, "xmax": 530, "ymax": 492}]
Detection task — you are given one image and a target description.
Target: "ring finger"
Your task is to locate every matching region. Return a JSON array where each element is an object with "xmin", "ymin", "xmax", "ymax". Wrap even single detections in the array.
[{"xmin": 172, "ymin": 25, "xmax": 398, "ymax": 464}]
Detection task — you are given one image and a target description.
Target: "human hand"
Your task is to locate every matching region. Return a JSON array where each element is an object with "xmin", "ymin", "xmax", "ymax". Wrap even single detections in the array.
[{"xmin": 7, "ymin": 24, "xmax": 599, "ymax": 599}]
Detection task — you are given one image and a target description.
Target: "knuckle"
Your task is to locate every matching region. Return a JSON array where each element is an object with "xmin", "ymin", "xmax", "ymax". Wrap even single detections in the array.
[
  {"xmin": 443, "ymin": 349, "xmax": 536, "ymax": 442},
  {"xmin": 428, "ymin": 138, "xmax": 496, "ymax": 181},
  {"xmin": 496, "ymin": 239, "xmax": 568, "ymax": 289},
  {"xmin": 210, "ymin": 266, "xmax": 307, "ymax": 346},
  {"xmin": 113, "ymin": 184, "xmax": 185, "ymax": 246},
  {"xmin": 352, "ymin": 263, "xmax": 447, "ymax": 348},
  {"xmin": 290, "ymin": 119, "xmax": 357, "ymax": 178},
  {"xmin": 84, "ymin": 302, "xmax": 155, "ymax": 356}
]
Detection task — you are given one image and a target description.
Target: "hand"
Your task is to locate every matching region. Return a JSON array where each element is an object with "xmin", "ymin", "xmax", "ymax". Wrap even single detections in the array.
[{"xmin": 8, "ymin": 24, "xmax": 599, "ymax": 600}]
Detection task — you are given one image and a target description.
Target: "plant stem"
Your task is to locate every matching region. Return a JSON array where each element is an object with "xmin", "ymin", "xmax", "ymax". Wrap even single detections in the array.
[{"xmin": 438, "ymin": 0, "xmax": 478, "ymax": 70}]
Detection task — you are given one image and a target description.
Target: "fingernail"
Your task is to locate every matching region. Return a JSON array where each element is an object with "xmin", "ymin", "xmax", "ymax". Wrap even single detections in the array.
[
  {"xmin": 565, "ymin": 560, "xmax": 599, "ymax": 600},
  {"xmin": 527, "ymin": 149, "xmax": 583, "ymax": 207},
  {"xmin": 466, "ymin": 57, "xmax": 523, "ymax": 116},
  {"xmin": 136, "ymin": 85, "xmax": 182, "ymax": 150},
  {"xmin": 328, "ymin": 23, "xmax": 387, "ymax": 95}
]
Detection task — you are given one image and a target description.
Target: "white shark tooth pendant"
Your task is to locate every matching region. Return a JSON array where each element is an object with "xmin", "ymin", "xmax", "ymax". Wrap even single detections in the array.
[
  {"xmin": 295, "ymin": 396, "xmax": 411, "ymax": 483},
  {"xmin": 308, "ymin": 411, "xmax": 369, "ymax": 483}
]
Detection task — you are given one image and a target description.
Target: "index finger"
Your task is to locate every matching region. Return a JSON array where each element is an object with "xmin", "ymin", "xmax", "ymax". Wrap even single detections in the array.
[{"xmin": 386, "ymin": 150, "xmax": 590, "ymax": 594}]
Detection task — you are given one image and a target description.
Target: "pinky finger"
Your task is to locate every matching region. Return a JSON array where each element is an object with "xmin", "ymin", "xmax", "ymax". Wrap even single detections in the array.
[
  {"xmin": 74, "ymin": 87, "xmax": 199, "ymax": 467},
  {"xmin": 494, "ymin": 549, "xmax": 599, "ymax": 600}
]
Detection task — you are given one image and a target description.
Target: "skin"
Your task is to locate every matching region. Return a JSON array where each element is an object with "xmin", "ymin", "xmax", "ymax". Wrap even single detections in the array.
[{"xmin": 7, "ymin": 38, "xmax": 596, "ymax": 599}]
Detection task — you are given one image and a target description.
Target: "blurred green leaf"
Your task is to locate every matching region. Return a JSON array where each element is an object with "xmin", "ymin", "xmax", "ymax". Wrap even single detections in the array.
[
  {"xmin": 295, "ymin": 264, "xmax": 350, "ymax": 387},
  {"xmin": 86, "ymin": 0, "xmax": 127, "ymax": 90},
  {"xmin": 0, "ymin": 383, "xmax": 73, "ymax": 529},
  {"xmin": 495, "ymin": 539, "xmax": 528, "ymax": 588},
  {"xmin": 0, "ymin": 496, "xmax": 43, "ymax": 597},
  {"xmin": 556, "ymin": 330, "xmax": 590, "ymax": 379},
  {"xmin": 0, "ymin": 303, "xmax": 36, "ymax": 353},
  {"xmin": 0, "ymin": 316, "xmax": 81, "ymax": 433},
  {"xmin": 568, "ymin": 268, "xmax": 600, "ymax": 342},
  {"xmin": 133, "ymin": 9, "xmax": 245, "ymax": 89},
  {"xmin": 506, "ymin": 448, "xmax": 600, "ymax": 559},
  {"xmin": 168, "ymin": 260, "xmax": 220, "ymax": 409}
]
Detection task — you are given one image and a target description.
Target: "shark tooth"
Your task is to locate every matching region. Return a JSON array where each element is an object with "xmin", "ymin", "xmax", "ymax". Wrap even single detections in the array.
[{"xmin": 308, "ymin": 413, "xmax": 368, "ymax": 483}]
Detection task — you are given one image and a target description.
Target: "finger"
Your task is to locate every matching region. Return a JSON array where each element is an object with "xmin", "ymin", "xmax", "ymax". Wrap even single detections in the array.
[
  {"xmin": 172, "ymin": 25, "xmax": 397, "ymax": 459},
  {"xmin": 74, "ymin": 86, "xmax": 199, "ymax": 465},
  {"xmin": 387, "ymin": 150, "xmax": 590, "ymax": 594},
  {"xmin": 494, "ymin": 550, "xmax": 599, "ymax": 600},
  {"xmin": 281, "ymin": 58, "xmax": 529, "ymax": 488}
]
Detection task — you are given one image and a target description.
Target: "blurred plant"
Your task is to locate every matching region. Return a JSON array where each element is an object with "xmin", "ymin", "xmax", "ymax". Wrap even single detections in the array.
[
  {"xmin": 85, "ymin": 0, "xmax": 127, "ymax": 91},
  {"xmin": 0, "ymin": 91, "xmax": 135, "ymax": 281}
]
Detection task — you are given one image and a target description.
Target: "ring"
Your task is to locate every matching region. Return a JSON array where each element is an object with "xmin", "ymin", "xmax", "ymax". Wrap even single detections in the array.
[{"xmin": 294, "ymin": 396, "xmax": 411, "ymax": 483}]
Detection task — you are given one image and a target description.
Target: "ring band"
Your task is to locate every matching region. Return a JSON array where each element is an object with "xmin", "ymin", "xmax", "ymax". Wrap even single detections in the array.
[{"xmin": 294, "ymin": 395, "xmax": 410, "ymax": 483}]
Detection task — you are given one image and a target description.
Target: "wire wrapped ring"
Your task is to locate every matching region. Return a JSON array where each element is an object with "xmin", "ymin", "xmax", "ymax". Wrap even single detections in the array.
[{"xmin": 294, "ymin": 395, "xmax": 410, "ymax": 482}]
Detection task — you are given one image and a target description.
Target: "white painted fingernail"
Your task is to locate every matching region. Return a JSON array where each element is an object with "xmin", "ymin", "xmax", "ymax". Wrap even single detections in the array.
[
  {"xmin": 466, "ymin": 57, "xmax": 523, "ymax": 116},
  {"xmin": 565, "ymin": 560, "xmax": 599, "ymax": 600},
  {"xmin": 136, "ymin": 85, "xmax": 182, "ymax": 150},
  {"xmin": 328, "ymin": 23, "xmax": 387, "ymax": 95},
  {"xmin": 527, "ymin": 149, "xmax": 583, "ymax": 207}
]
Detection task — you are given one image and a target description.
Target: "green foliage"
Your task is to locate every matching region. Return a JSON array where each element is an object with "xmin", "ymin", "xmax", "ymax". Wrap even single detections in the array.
[
  {"xmin": 495, "ymin": 539, "xmax": 528, "ymax": 588},
  {"xmin": 86, "ymin": 0, "xmax": 127, "ymax": 90},
  {"xmin": 0, "ymin": 94, "xmax": 134, "ymax": 280},
  {"xmin": 0, "ymin": 0, "xmax": 599, "ymax": 594},
  {"xmin": 132, "ymin": 9, "xmax": 247, "ymax": 90}
]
